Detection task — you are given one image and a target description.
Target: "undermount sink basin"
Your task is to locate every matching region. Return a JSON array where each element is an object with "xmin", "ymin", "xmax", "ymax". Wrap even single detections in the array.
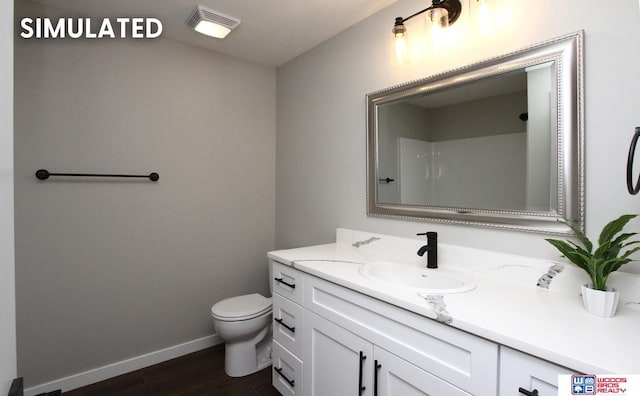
[{"xmin": 359, "ymin": 261, "xmax": 476, "ymax": 294}]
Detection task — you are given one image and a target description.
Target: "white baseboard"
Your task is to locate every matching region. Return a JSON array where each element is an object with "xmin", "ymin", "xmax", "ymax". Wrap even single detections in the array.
[{"xmin": 24, "ymin": 334, "xmax": 223, "ymax": 396}]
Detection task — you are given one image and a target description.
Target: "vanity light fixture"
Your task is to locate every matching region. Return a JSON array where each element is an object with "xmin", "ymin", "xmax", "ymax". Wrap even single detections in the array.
[
  {"xmin": 392, "ymin": 0, "xmax": 462, "ymax": 39},
  {"xmin": 186, "ymin": 5, "xmax": 241, "ymax": 39},
  {"xmin": 392, "ymin": 0, "xmax": 461, "ymax": 63}
]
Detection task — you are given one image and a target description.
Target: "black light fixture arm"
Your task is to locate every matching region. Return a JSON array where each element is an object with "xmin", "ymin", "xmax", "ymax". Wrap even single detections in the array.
[
  {"xmin": 395, "ymin": 0, "xmax": 462, "ymax": 27},
  {"xmin": 401, "ymin": 5, "xmax": 435, "ymax": 24}
]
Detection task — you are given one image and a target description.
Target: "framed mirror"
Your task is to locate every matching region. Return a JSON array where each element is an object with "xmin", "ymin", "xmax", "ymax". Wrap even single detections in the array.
[{"xmin": 366, "ymin": 31, "xmax": 584, "ymax": 235}]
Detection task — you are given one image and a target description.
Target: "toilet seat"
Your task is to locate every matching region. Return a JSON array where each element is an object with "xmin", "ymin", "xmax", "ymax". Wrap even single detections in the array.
[{"xmin": 211, "ymin": 293, "xmax": 272, "ymax": 321}]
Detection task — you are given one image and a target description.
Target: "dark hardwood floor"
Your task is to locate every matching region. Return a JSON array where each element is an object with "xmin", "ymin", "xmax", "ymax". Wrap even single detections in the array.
[{"xmin": 62, "ymin": 344, "xmax": 280, "ymax": 396}]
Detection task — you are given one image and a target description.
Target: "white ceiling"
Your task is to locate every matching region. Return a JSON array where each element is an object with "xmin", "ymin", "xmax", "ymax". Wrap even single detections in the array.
[{"xmin": 28, "ymin": 0, "xmax": 399, "ymax": 67}]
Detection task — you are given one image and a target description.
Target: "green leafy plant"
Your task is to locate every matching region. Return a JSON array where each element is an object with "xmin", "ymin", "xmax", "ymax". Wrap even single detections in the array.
[{"xmin": 545, "ymin": 214, "xmax": 640, "ymax": 291}]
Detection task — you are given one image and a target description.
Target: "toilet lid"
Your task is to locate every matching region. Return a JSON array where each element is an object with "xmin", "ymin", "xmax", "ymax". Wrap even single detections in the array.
[{"xmin": 211, "ymin": 293, "xmax": 272, "ymax": 321}]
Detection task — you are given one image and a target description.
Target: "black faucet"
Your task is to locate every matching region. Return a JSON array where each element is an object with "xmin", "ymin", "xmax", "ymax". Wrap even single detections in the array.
[{"xmin": 416, "ymin": 232, "xmax": 438, "ymax": 269}]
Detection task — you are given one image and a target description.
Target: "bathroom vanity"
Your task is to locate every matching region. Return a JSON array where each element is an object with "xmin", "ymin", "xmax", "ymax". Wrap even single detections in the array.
[{"xmin": 268, "ymin": 229, "xmax": 640, "ymax": 395}]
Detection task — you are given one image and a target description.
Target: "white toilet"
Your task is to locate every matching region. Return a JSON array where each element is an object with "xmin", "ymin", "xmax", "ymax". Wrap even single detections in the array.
[{"xmin": 211, "ymin": 293, "xmax": 273, "ymax": 377}]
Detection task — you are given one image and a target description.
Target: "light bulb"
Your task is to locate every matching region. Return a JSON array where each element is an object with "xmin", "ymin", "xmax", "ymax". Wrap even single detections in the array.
[
  {"xmin": 427, "ymin": 7, "xmax": 449, "ymax": 29},
  {"xmin": 395, "ymin": 35, "xmax": 408, "ymax": 64},
  {"xmin": 477, "ymin": 0, "xmax": 492, "ymax": 36},
  {"xmin": 391, "ymin": 17, "xmax": 409, "ymax": 65},
  {"xmin": 427, "ymin": 7, "xmax": 448, "ymax": 53}
]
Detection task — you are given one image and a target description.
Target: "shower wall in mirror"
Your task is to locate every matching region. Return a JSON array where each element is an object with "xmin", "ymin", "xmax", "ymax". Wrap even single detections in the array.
[{"xmin": 366, "ymin": 32, "xmax": 584, "ymax": 235}]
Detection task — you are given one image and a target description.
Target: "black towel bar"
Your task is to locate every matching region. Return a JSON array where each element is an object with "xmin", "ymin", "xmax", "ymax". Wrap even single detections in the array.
[{"xmin": 35, "ymin": 169, "xmax": 159, "ymax": 181}]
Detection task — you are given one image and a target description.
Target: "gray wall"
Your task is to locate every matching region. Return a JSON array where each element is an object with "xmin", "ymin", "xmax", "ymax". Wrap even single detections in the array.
[
  {"xmin": 1, "ymin": 1, "xmax": 16, "ymax": 394},
  {"xmin": 14, "ymin": 0, "xmax": 275, "ymax": 386},
  {"xmin": 427, "ymin": 91, "xmax": 527, "ymax": 141},
  {"xmin": 276, "ymin": 0, "xmax": 640, "ymax": 269}
]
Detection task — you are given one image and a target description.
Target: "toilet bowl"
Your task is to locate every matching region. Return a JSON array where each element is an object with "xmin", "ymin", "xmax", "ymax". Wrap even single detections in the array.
[{"xmin": 211, "ymin": 293, "xmax": 273, "ymax": 377}]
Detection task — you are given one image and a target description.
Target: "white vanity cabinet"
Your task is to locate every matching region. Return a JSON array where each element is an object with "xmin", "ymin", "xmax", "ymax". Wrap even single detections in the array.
[
  {"xmin": 499, "ymin": 346, "xmax": 574, "ymax": 396},
  {"xmin": 270, "ymin": 258, "xmax": 580, "ymax": 396}
]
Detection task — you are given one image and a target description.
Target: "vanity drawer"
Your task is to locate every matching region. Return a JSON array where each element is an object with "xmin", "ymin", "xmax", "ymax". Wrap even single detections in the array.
[
  {"xmin": 272, "ymin": 260, "xmax": 304, "ymax": 304},
  {"xmin": 273, "ymin": 292, "xmax": 304, "ymax": 358},
  {"xmin": 272, "ymin": 340, "xmax": 303, "ymax": 396},
  {"xmin": 499, "ymin": 346, "xmax": 574, "ymax": 396}
]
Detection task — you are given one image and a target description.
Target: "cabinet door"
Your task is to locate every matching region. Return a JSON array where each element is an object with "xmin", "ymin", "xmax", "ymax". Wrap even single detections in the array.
[
  {"xmin": 499, "ymin": 346, "xmax": 574, "ymax": 396},
  {"xmin": 374, "ymin": 347, "xmax": 471, "ymax": 396},
  {"xmin": 303, "ymin": 310, "xmax": 374, "ymax": 396}
]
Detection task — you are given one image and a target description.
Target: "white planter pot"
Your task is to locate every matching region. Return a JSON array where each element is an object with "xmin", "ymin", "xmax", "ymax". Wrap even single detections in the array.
[{"xmin": 581, "ymin": 284, "xmax": 620, "ymax": 318}]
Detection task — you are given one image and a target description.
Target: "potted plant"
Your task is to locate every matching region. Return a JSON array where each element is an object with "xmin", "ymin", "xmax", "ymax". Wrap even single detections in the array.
[{"xmin": 545, "ymin": 214, "xmax": 640, "ymax": 317}]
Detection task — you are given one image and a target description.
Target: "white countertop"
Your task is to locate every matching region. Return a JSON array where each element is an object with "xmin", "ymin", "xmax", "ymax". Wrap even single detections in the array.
[{"xmin": 268, "ymin": 228, "xmax": 640, "ymax": 375}]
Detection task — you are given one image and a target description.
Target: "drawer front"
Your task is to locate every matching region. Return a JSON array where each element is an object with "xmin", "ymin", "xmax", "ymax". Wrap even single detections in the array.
[
  {"xmin": 304, "ymin": 275, "xmax": 498, "ymax": 395},
  {"xmin": 499, "ymin": 346, "xmax": 574, "ymax": 396},
  {"xmin": 272, "ymin": 260, "xmax": 304, "ymax": 304},
  {"xmin": 273, "ymin": 293, "xmax": 304, "ymax": 357},
  {"xmin": 376, "ymin": 347, "xmax": 472, "ymax": 396},
  {"xmin": 272, "ymin": 340, "xmax": 303, "ymax": 396}
]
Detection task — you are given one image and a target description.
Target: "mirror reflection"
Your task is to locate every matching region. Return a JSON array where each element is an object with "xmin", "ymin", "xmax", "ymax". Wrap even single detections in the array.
[
  {"xmin": 377, "ymin": 64, "xmax": 556, "ymax": 212},
  {"xmin": 366, "ymin": 32, "xmax": 584, "ymax": 234}
]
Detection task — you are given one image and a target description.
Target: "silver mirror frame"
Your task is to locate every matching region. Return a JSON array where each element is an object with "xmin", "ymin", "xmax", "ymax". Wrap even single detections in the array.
[{"xmin": 366, "ymin": 31, "xmax": 584, "ymax": 235}]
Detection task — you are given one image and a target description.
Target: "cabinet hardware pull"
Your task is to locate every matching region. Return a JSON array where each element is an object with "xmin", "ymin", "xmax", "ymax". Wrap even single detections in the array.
[
  {"xmin": 518, "ymin": 387, "xmax": 539, "ymax": 396},
  {"xmin": 274, "ymin": 277, "xmax": 296, "ymax": 289},
  {"xmin": 274, "ymin": 367, "xmax": 295, "ymax": 387},
  {"xmin": 374, "ymin": 360, "xmax": 382, "ymax": 396},
  {"xmin": 358, "ymin": 351, "xmax": 366, "ymax": 394},
  {"xmin": 274, "ymin": 317, "xmax": 295, "ymax": 333}
]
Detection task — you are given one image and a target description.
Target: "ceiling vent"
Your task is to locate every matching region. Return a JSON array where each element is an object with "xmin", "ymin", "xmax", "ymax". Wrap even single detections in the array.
[{"xmin": 186, "ymin": 5, "xmax": 241, "ymax": 39}]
